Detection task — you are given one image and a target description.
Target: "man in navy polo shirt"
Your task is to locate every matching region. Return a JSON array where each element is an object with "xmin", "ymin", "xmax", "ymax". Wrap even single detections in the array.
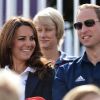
[{"xmin": 53, "ymin": 4, "xmax": 100, "ymax": 100}]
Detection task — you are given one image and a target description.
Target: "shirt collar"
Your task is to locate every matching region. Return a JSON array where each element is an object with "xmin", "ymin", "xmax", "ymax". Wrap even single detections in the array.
[
  {"xmin": 4, "ymin": 65, "xmax": 36, "ymax": 75},
  {"xmin": 55, "ymin": 51, "xmax": 71, "ymax": 66},
  {"xmin": 20, "ymin": 67, "xmax": 35, "ymax": 75},
  {"xmin": 80, "ymin": 52, "xmax": 90, "ymax": 63},
  {"xmin": 57, "ymin": 51, "xmax": 66, "ymax": 60}
]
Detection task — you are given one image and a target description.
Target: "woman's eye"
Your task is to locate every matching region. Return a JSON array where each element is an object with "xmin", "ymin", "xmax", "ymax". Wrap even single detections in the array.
[
  {"xmin": 30, "ymin": 36, "xmax": 35, "ymax": 41},
  {"xmin": 46, "ymin": 28, "xmax": 52, "ymax": 31},
  {"xmin": 46, "ymin": 28, "xmax": 54, "ymax": 31},
  {"xmin": 17, "ymin": 38, "xmax": 25, "ymax": 40},
  {"xmin": 36, "ymin": 28, "xmax": 42, "ymax": 32}
]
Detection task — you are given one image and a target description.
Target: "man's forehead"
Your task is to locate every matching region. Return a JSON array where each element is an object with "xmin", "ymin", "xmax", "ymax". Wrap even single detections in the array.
[{"xmin": 76, "ymin": 8, "xmax": 97, "ymax": 21}]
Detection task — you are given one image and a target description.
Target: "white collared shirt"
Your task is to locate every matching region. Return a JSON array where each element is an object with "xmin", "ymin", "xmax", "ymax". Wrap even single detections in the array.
[{"xmin": 5, "ymin": 66, "xmax": 36, "ymax": 100}]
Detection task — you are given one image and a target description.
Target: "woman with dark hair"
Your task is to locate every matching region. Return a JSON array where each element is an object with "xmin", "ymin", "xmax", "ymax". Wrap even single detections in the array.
[{"xmin": 0, "ymin": 16, "xmax": 53, "ymax": 100}]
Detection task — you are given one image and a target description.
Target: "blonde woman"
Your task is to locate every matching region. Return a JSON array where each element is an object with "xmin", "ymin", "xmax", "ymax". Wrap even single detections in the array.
[
  {"xmin": 0, "ymin": 69, "xmax": 22, "ymax": 100},
  {"xmin": 63, "ymin": 85, "xmax": 100, "ymax": 100},
  {"xmin": 33, "ymin": 7, "xmax": 74, "ymax": 71}
]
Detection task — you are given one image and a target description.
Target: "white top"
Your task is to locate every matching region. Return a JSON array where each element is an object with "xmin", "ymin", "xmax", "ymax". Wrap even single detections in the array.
[{"xmin": 5, "ymin": 66, "xmax": 36, "ymax": 100}]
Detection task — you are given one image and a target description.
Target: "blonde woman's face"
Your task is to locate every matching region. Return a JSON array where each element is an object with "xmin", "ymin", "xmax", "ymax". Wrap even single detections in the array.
[
  {"xmin": 35, "ymin": 18, "xmax": 58, "ymax": 50},
  {"xmin": 0, "ymin": 86, "xmax": 19, "ymax": 100},
  {"xmin": 80, "ymin": 94, "xmax": 100, "ymax": 100}
]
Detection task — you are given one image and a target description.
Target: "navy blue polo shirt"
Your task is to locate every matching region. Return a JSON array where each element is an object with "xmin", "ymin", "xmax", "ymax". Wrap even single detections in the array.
[
  {"xmin": 53, "ymin": 52, "xmax": 100, "ymax": 100},
  {"xmin": 54, "ymin": 51, "xmax": 76, "ymax": 72}
]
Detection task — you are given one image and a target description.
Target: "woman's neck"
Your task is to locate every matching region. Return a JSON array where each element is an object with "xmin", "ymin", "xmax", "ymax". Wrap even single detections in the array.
[
  {"xmin": 41, "ymin": 48, "xmax": 60, "ymax": 65},
  {"xmin": 12, "ymin": 60, "xmax": 27, "ymax": 74}
]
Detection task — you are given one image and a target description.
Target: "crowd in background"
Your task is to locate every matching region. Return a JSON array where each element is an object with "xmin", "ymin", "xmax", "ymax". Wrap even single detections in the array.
[{"xmin": 0, "ymin": 3, "xmax": 100, "ymax": 100}]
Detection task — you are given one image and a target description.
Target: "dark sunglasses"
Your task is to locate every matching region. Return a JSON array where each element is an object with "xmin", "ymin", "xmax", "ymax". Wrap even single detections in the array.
[{"xmin": 74, "ymin": 19, "xmax": 100, "ymax": 30}]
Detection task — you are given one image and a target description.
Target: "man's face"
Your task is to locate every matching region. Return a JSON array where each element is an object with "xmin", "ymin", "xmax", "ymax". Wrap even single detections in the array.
[{"xmin": 75, "ymin": 8, "xmax": 100, "ymax": 49}]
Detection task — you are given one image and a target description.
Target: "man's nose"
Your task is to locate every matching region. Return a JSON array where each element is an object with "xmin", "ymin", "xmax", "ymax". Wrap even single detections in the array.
[{"xmin": 81, "ymin": 24, "xmax": 88, "ymax": 33}]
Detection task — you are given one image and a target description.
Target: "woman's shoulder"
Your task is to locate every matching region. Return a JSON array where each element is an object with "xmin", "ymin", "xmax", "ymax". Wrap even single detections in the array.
[{"xmin": 34, "ymin": 62, "xmax": 54, "ymax": 80}]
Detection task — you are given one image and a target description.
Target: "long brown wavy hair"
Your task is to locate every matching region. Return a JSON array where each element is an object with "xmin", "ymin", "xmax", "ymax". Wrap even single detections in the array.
[{"xmin": 0, "ymin": 16, "xmax": 52, "ymax": 79}]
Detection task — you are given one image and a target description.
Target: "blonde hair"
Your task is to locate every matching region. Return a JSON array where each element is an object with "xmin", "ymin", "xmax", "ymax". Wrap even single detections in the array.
[
  {"xmin": 33, "ymin": 7, "xmax": 64, "ymax": 44},
  {"xmin": 63, "ymin": 85, "xmax": 100, "ymax": 100},
  {"xmin": 0, "ymin": 69, "xmax": 22, "ymax": 100}
]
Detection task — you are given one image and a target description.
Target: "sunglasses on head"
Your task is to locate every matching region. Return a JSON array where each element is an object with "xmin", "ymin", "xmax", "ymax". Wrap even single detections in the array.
[{"xmin": 74, "ymin": 19, "xmax": 100, "ymax": 30}]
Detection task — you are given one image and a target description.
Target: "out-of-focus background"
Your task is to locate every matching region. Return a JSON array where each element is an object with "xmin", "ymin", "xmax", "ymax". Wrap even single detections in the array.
[{"xmin": 0, "ymin": 0, "xmax": 100, "ymax": 57}]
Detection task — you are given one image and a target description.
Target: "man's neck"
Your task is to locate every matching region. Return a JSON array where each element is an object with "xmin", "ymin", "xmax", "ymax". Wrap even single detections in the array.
[{"xmin": 86, "ymin": 47, "xmax": 100, "ymax": 65}]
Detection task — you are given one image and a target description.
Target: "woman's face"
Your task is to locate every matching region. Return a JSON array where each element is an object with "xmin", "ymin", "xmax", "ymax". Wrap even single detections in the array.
[
  {"xmin": 12, "ymin": 25, "xmax": 36, "ymax": 62},
  {"xmin": 35, "ymin": 18, "xmax": 58, "ymax": 50},
  {"xmin": 80, "ymin": 93, "xmax": 100, "ymax": 100}
]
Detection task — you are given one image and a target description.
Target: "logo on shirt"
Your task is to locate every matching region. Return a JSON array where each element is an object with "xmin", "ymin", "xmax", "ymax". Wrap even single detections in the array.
[{"xmin": 75, "ymin": 76, "xmax": 85, "ymax": 82}]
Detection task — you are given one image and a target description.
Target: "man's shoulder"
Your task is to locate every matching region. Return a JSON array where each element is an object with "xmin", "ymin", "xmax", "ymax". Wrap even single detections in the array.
[
  {"xmin": 60, "ymin": 56, "xmax": 82, "ymax": 70},
  {"xmin": 65, "ymin": 55, "xmax": 82, "ymax": 64},
  {"xmin": 56, "ymin": 56, "xmax": 83, "ymax": 83},
  {"xmin": 56, "ymin": 52, "xmax": 76, "ymax": 68}
]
